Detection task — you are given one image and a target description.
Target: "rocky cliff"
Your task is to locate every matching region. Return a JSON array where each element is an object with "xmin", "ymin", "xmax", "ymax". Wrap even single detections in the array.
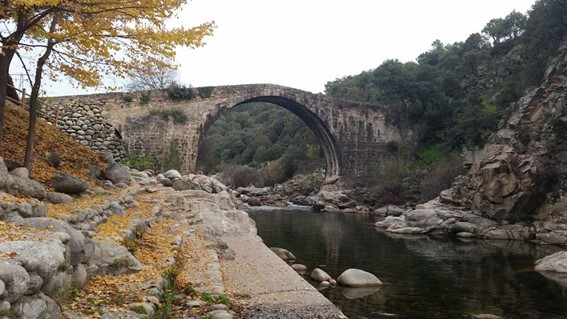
[
  {"xmin": 441, "ymin": 39, "xmax": 567, "ymax": 224},
  {"xmin": 376, "ymin": 40, "xmax": 567, "ymax": 244}
]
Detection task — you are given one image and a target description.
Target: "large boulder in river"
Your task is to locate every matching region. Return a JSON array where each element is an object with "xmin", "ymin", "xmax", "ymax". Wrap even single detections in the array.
[
  {"xmin": 270, "ymin": 247, "xmax": 296, "ymax": 261},
  {"xmin": 49, "ymin": 172, "xmax": 88, "ymax": 194},
  {"xmin": 310, "ymin": 268, "xmax": 332, "ymax": 282},
  {"xmin": 337, "ymin": 268, "xmax": 382, "ymax": 287},
  {"xmin": 535, "ymin": 251, "xmax": 567, "ymax": 273}
]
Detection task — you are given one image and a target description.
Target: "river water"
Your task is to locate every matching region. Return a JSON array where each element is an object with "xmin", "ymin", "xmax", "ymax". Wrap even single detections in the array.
[{"xmin": 248, "ymin": 208, "xmax": 567, "ymax": 319}]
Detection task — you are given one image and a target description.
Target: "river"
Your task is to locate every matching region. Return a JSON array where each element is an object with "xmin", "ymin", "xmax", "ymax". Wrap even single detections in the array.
[{"xmin": 248, "ymin": 208, "xmax": 567, "ymax": 319}]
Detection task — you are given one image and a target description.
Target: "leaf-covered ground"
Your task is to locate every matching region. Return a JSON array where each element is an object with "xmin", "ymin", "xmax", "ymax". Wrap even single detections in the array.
[{"xmin": 0, "ymin": 104, "xmax": 105, "ymax": 186}]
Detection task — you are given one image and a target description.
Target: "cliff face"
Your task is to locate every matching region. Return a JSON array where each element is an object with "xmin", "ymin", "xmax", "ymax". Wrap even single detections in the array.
[{"xmin": 440, "ymin": 40, "xmax": 567, "ymax": 223}]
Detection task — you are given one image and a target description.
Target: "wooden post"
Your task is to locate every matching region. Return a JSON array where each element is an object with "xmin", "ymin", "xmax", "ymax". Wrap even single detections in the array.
[{"xmin": 20, "ymin": 88, "xmax": 26, "ymax": 108}]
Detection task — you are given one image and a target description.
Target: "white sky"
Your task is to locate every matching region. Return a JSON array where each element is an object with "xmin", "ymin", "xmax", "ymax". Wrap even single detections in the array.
[{"xmin": 31, "ymin": 0, "xmax": 536, "ymax": 96}]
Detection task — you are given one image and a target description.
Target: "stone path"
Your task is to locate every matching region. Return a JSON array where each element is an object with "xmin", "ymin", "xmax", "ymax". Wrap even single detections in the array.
[{"xmin": 221, "ymin": 235, "xmax": 347, "ymax": 319}]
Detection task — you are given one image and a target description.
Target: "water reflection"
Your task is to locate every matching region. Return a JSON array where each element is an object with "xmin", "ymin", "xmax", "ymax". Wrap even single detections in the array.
[{"xmin": 248, "ymin": 209, "xmax": 567, "ymax": 319}]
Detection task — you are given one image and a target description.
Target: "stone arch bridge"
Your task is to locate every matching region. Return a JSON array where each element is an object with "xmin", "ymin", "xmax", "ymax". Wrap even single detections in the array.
[{"xmin": 46, "ymin": 84, "xmax": 413, "ymax": 185}]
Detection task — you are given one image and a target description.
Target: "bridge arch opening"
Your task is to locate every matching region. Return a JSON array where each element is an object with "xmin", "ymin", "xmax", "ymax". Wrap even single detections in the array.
[{"xmin": 196, "ymin": 96, "xmax": 341, "ymax": 186}]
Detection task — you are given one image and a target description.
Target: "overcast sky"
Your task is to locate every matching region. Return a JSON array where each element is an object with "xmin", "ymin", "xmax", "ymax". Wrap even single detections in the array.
[{"xmin": 36, "ymin": 0, "xmax": 536, "ymax": 96}]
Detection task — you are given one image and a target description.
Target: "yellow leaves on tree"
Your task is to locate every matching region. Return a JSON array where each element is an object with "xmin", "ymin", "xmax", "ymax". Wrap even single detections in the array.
[{"xmin": 26, "ymin": 0, "xmax": 217, "ymax": 89}]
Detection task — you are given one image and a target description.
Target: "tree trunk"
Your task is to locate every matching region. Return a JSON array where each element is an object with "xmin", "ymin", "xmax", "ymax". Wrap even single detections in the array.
[{"xmin": 24, "ymin": 16, "xmax": 58, "ymax": 173}]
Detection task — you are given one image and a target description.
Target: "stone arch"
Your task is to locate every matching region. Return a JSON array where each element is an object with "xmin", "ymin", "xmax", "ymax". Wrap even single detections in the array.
[{"xmin": 199, "ymin": 95, "xmax": 341, "ymax": 182}]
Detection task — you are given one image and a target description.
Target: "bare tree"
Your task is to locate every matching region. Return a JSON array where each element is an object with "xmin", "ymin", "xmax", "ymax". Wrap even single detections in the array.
[{"xmin": 126, "ymin": 62, "xmax": 179, "ymax": 91}]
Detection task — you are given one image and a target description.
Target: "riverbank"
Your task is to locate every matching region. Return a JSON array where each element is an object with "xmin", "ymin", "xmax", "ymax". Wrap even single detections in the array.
[{"xmin": 0, "ymin": 160, "xmax": 345, "ymax": 318}]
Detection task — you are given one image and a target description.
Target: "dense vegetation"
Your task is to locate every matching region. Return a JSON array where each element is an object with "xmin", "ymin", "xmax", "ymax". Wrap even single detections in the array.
[
  {"xmin": 326, "ymin": 0, "xmax": 566, "ymax": 150},
  {"xmin": 196, "ymin": 102, "xmax": 324, "ymax": 187},
  {"xmin": 323, "ymin": 0, "xmax": 566, "ymax": 204},
  {"xmin": 197, "ymin": 0, "xmax": 566, "ymax": 203}
]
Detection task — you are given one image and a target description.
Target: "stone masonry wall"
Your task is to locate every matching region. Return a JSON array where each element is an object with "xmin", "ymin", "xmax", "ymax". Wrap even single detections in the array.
[{"xmin": 42, "ymin": 97, "xmax": 127, "ymax": 161}]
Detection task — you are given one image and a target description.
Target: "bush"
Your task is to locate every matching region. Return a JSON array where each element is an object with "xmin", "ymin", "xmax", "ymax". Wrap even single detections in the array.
[
  {"xmin": 167, "ymin": 83, "xmax": 196, "ymax": 100},
  {"xmin": 120, "ymin": 153, "xmax": 153, "ymax": 170},
  {"xmin": 197, "ymin": 86, "xmax": 215, "ymax": 98},
  {"xmin": 162, "ymin": 140, "xmax": 182, "ymax": 171},
  {"xmin": 149, "ymin": 108, "xmax": 188, "ymax": 124},
  {"xmin": 123, "ymin": 95, "xmax": 133, "ymax": 103},
  {"xmin": 219, "ymin": 165, "xmax": 262, "ymax": 188},
  {"xmin": 139, "ymin": 91, "xmax": 151, "ymax": 104}
]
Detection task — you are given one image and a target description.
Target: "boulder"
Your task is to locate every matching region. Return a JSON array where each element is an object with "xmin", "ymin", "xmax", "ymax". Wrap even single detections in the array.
[
  {"xmin": 270, "ymin": 247, "xmax": 296, "ymax": 261},
  {"xmin": 18, "ymin": 218, "xmax": 91, "ymax": 266},
  {"xmin": 9, "ymin": 167, "xmax": 28, "ymax": 179},
  {"xmin": 104, "ymin": 162, "xmax": 131, "ymax": 184},
  {"xmin": 9, "ymin": 175, "xmax": 46, "ymax": 200},
  {"xmin": 0, "ymin": 262, "xmax": 30, "ymax": 303},
  {"xmin": 10, "ymin": 292, "xmax": 62, "ymax": 319},
  {"xmin": 291, "ymin": 264, "xmax": 308, "ymax": 272},
  {"xmin": 46, "ymin": 192, "xmax": 74, "ymax": 204},
  {"xmin": 100, "ymin": 151, "xmax": 115, "ymax": 164},
  {"xmin": 310, "ymin": 268, "xmax": 332, "ymax": 282},
  {"xmin": 45, "ymin": 151, "xmax": 61, "ymax": 169},
  {"xmin": 337, "ymin": 268, "xmax": 382, "ymax": 287},
  {"xmin": 163, "ymin": 169, "xmax": 182, "ymax": 179},
  {"xmin": 157, "ymin": 174, "xmax": 173, "ymax": 186},
  {"xmin": 0, "ymin": 241, "xmax": 66, "ymax": 283},
  {"xmin": 49, "ymin": 172, "xmax": 88, "ymax": 195},
  {"xmin": 0, "ymin": 157, "xmax": 15, "ymax": 191},
  {"xmin": 92, "ymin": 238, "xmax": 142, "ymax": 275},
  {"xmin": 535, "ymin": 251, "xmax": 567, "ymax": 273}
]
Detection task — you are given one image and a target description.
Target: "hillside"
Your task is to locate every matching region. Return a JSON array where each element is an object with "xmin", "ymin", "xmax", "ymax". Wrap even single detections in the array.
[{"xmin": 0, "ymin": 104, "xmax": 105, "ymax": 186}]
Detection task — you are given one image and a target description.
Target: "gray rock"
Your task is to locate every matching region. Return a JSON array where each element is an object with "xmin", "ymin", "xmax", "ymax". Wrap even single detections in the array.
[
  {"xmin": 157, "ymin": 175, "xmax": 172, "ymax": 186},
  {"xmin": 10, "ymin": 292, "xmax": 62, "ymax": 319},
  {"xmin": 0, "ymin": 300, "xmax": 9, "ymax": 315},
  {"xmin": 337, "ymin": 268, "xmax": 382, "ymax": 287},
  {"xmin": 270, "ymin": 247, "xmax": 296, "ymax": 261},
  {"xmin": 163, "ymin": 169, "xmax": 182, "ymax": 179},
  {"xmin": 104, "ymin": 162, "xmax": 131, "ymax": 184},
  {"xmin": 374, "ymin": 204, "xmax": 405, "ymax": 216},
  {"xmin": 0, "ymin": 262, "xmax": 30, "ymax": 302},
  {"xmin": 0, "ymin": 241, "xmax": 66, "ymax": 283},
  {"xmin": 375, "ymin": 215, "xmax": 405, "ymax": 229},
  {"xmin": 9, "ymin": 175, "xmax": 46, "ymax": 200},
  {"xmin": 46, "ymin": 192, "xmax": 74, "ymax": 204},
  {"xmin": 9, "ymin": 167, "xmax": 29, "ymax": 179},
  {"xmin": 0, "ymin": 279, "xmax": 4, "ymax": 296},
  {"xmin": 535, "ymin": 251, "xmax": 567, "ymax": 273},
  {"xmin": 208, "ymin": 309, "xmax": 233, "ymax": 319},
  {"xmin": 0, "ymin": 157, "xmax": 15, "ymax": 191},
  {"xmin": 46, "ymin": 152, "xmax": 61, "ymax": 169},
  {"xmin": 49, "ymin": 172, "xmax": 88, "ymax": 195},
  {"xmin": 310, "ymin": 268, "xmax": 332, "ymax": 282},
  {"xmin": 291, "ymin": 264, "xmax": 308, "ymax": 271},
  {"xmin": 100, "ymin": 151, "xmax": 115, "ymax": 164},
  {"xmin": 93, "ymin": 238, "xmax": 142, "ymax": 275},
  {"xmin": 18, "ymin": 218, "xmax": 90, "ymax": 266}
]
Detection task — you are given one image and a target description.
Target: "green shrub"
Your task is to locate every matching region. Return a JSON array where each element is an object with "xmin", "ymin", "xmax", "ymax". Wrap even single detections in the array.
[
  {"xmin": 123, "ymin": 95, "xmax": 133, "ymax": 103},
  {"xmin": 149, "ymin": 108, "xmax": 188, "ymax": 124},
  {"xmin": 139, "ymin": 91, "xmax": 151, "ymax": 104},
  {"xmin": 167, "ymin": 83, "xmax": 196, "ymax": 100},
  {"xmin": 163, "ymin": 140, "xmax": 182, "ymax": 171},
  {"xmin": 120, "ymin": 153, "xmax": 154, "ymax": 170},
  {"xmin": 220, "ymin": 165, "xmax": 262, "ymax": 188},
  {"xmin": 197, "ymin": 86, "xmax": 215, "ymax": 98}
]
